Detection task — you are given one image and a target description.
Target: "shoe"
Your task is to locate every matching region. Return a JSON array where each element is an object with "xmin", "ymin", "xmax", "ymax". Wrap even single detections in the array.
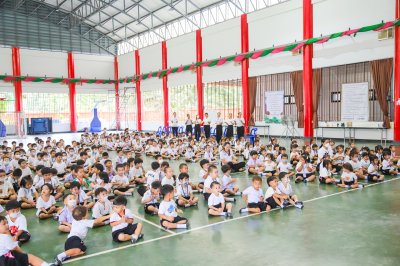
[
  {"xmin": 239, "ymin": 208, "xmax": 247, "ymax": 213},
  {"xmin": 295, "ymin": 178, "xmax": 301, "ymax": 183},
  {"xmin": 294, "ymin": 203, "xmax": 304, "ymax": 209},
  {"xmin": 282, "ymin": 199, "xmax": 290, "ymax": 208},
  {"xmin": 53, "ymin": 213, "xmax": 59, "ymax": 221},
  {"xmin": 358, "ymin": 184, "xmax": 364, "ymax": 189},
  {"xmin": 138, "ymin": 233, "xmax": 144, "ymax": 239},
  {"xmin": 131, "ymin": 238, "xmax": 137, "ymax": 244},
  {"xmin": 184, "ymin": 204, "xmax": 190, "ymax": 208},
  {"xmin": 185, "ymin": 222, "xmax": 190, "ymax": 229},
  {"xmin": 233, "ymin": 198, "xmax": 236, "ymax": 202},
  {"xmin": 227, "ymin": 212, "xmax": 233, "ymax": 218},
  {"xmin": 303, "ymin": 179, "xmax": 308, "ymax": 183},
  {"xmin": 54, "ymin": 257, "xmax": 62, "ymax": 266},
  {"xmin": 225, "ymin": 212, "xmax": 229, "ymax": 217}
]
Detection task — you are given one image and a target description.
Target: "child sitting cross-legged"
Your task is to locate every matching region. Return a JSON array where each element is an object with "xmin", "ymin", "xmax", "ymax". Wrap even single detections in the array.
[
  {"xmin": 208, "ymin": 181, "xmax": 233, "ymax": 218},
  {"xmin": 92, "ymin": 188, "xmax": 112, "ymax": 226},
  {"xmin": 158, "ymin": 184, "xmax": 189, "ymax": 230},
  {"xmin": 277, "ymin": 172, "xmax": 303, "ymax": 209},
  {"xmin": 264, "ymin": 176, "xmax": 287, "ymax": 211},
  {"xmin": 36, "ymin": 184, "xmax": 59, "ymax": 220},
  {"xmin": 175, "ymin": 173, "xmax": 198, "ymax": 208},
  {"xmin": 110, "ymin": 196, "xmax": 143, "ymax": 244},
  {"xmin": 5, "ymin": 200, "xmax": 31, "ymax": 244},
  {"xmin": 239, "ymin": 176, "xmax": 266, "ymax": 214},
  {"xmin": 337, "ymin": 163, "xmax": 364, "ymax": 189},
  {"xmin": 58, "ymin": 194, "xmax": 76, "ymax": 233},
  {"xmin": 141, "ymin": 181, "xmax": 161, "ymax": 215}
]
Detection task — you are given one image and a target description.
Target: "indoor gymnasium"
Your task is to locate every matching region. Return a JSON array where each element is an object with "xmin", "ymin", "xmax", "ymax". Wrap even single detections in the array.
[{"xmin": 0, "ymin": 0, "xmax": 399, "ymax": 265}]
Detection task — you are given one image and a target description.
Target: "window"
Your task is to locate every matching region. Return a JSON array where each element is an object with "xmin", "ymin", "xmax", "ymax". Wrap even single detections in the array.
[
  {"xmin": 169, "ymin": 84, "xmax": 197, "ymax": 122},
  {"xmin": 331, "ymin": 92, "xmax": 341, "ymax": 102},
  {"xmin": 141, "ymin": 89, "xmax": 164, "ymax": 123}
]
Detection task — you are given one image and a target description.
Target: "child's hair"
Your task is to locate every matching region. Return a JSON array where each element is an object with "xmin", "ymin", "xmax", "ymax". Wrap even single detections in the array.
[
  {"xmin": 210, "ymin": 181, "xmax": 220, "ymax": 188},
  {"xmin": 113, "ymin": 195, "xmax": 128, "ymax": 206},
  {"xmin": 221, "ymin": 164, "xmax": 231, "ymax": 174},
  {"xmin": 281, "ymin": 154, "xmax": 288, "ymax": 159},
  {"xmin": 72, "ymin": 206, "xmax": 87, "ymax": 221},
  {"xmin": 50, "ymin": 168, "xmax": 57, "ymax": 175},
  {"xmin": 252, "ymin": 176, "xmax": 262, "ymax": 183},
  {"xmin": 70, "ymin": 181, "xmax": 81, "ymax": 190},
  {"xmin": 5, "ymin": 200, "xmax": 21, "ymax": 211},
  {"xmin": 278, "ymin": 172, "xmax": 288, "ymax": 180},
  {"xmin": 250, "ymin": 150, "xmax": 258, "ymax": 156},
  {"xmin": 361, "ymin": 152, "xmax": 369, "ymax": 158},
  {"xmin": 55, "ymin": 152, "xmax": 63, "ymax": 158},
  {"xmin": 199, "ymin": 159, "xmax": 209, "ymax": 168},
  {"xmin": 18, "ymin": 159, "xmax": 26, "ymax": 165},
  {"xmin": 41, "ymin": 183, "xmax": 54, "ymax": 193},
  {"xmin": 179, "ymin": 163, "xmax": 188, "ymax": 170},
  {"xmin": 93, "ymin": 163, "xmax": 104, "ymax": 172},
  {"xmin": 208, "ymin": 164, "xmax": 218, "ymax": 173},
  {"xmin": 0, "ymin": 216, "xmax": 7, "ymax": 223},
  {"xmin": 76, "ymin": 159, "xmax": 85, "ymax": 166},
  {"xmin": 370, "ymin": 155, "xmax": 378, "ymax": 162},
  {"xmin": 342, "ymin": 163, "xmax": 354, "ymax": 172},
  {"xmin": 161, "ymin": 161, "xmax": 169, "ymax": 168},
  {"xmin": 62, "ymin": 193, "xmax": 72, "ymax": 201},
  {"xmin": 12, "ymin": 169, "xmax": 22, "ymax": 178},
  {"xmin": 95, "ymin": 187, "xmax": 107, "ymax": 197},
  {"xmin": 178, "ymin": 173, "xmax": 189, "ymax": 181},
  {"xmin": 115, "ymin": 164, "xmax": 124, "ymax": 171},
  {"xmin": 73, "ymin": 165, "xmax": 84, "ymax": 173},
  {"xmin": 104, "ymin": 159, "xmax": 112, "ymax": 165},
  {"xmin": 134, "ymin": 158, "xmax": 143, "ymax": 165},
  {"xmin": 36, "ymin": 165, "xmax": 44, "ymax": 172},
  {"xmin": 151, "ymin": 161, "xmax": 160, "ymax": 171},
  {"xmin": 161, "ymin": 184, "xmax": 174, "ymax": 196},
  {"xmin": 20, "ymin": 176, "xmax": 33, "ymax": 188},
  {"xmin": 151, "ymin": 180, "xmax": 161, "ymax": 189},
  {"xmin": 99, "ymin": 172, "xmax": 109, "ymax": 183},
  {"xmin": 267, "ymin": 176, "xmax": 277, "ymax": 185},
  {"xmin": 41, "ymin": 167, "xmax": 52, "ymax": 176}
]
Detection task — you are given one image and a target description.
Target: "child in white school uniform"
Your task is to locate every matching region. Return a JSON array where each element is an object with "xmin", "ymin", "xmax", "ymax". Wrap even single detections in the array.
[
  {"xmin": 264, "ymin": 176, "xmax": 287, "ymax": 211},
  {"xmin": 159, "ymin": 184, "xmax": 189, "ymax": 230},
  {"xmin": 54, "ymin": 206, "xmax": 102, "ymax": 265},
  {"xmin": 0, "ymin": 169, "xmax": 17, "ymax": 205},
  {"xmin": 277, "ymin": 172, "xmax": 303, "ymax": 209},
  {"xmin": 337, "ymin": 163, "xmax": 364, "ymax": 189},
  {"xmin": 92, "ymin": 188, "xmax": 112, "ymax": 226},
  {"xmin": 141, "ymin": 181, "xmax": 161, "ymax": 215},
  {"xmin": 203, "ymin": 165, "xmax": 222, "ymax": 201},
  {"xmin": 17, "ymin": 176, "xmax": 38, "ymax": 209},
  {"xmin": 221, "ymin": 165, "xmax": 241, "ymax": 197},
  {"xmin": 295, "ymin": 155, "xmax": 316, "ymax": 183},
  {"xmin": 58, "ymin": 194, "xmax": 76, "ymax": 233},
  {"xmin": 276, "ymin": 154, "xmax": 294, "ymax": 177},
  {"xmin": 246, "ymin": 151, "xmax": 265, "ymax": 175},
  {"xmin": 112, "ymin": 164, "xmax": 134, "ymax": 197},
  {"xmin": 5, "ymin": 200, "xmax": 31, "ymax": 244},
  {"xmin": 318, "ymin": 160, "xmax": 338, "ymax": 185},
  {"xmin": 367, "ymin": 155, "xmax": 385, "ymax": 182},
  {"xmin": 110, "ymin": 196, "xmax": 144, "ymax": 243},
  {"xmin": 208, "ymin": 181, "xmax": 233, "ymax": 218},
  {"xmin": 381, "ymin": 152, "xmax": 398, "ymax": 175},
  {"xmin": 175, "ymin": 173, "xmax": 198, "ymax": 208},
  {"xmin": 161, "ymin": 166, "xmax": 175, "ymax": 187},
  {"xmin": 0, "ymin": 216, "xmax": 54, "ymax": 266},
  {"xmin": 197, "ymin": 159, "xmax": 210, "ymax": 191},
  {"xmin": 239, "ymin": 176, "xmax": 266, "ymax": 214},
  {"xmin": 129, "ymin": 158, "xmax": 146, "ymax": 185},
  {"xmin": 36, "ymin": 184, "xmax": 59, "ymax": 220}
]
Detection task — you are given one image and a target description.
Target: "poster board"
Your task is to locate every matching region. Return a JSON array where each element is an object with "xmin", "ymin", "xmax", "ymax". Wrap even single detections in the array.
[
  {"xmin": 264, "ymin": 91, "xmax": 284, "ymax": 123},
  {"xmin": 341, "ymin": 82, "xmax": 369, "ymax": 121}
]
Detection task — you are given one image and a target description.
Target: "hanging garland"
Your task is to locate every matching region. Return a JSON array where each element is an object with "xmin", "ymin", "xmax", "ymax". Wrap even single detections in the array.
[{"xmin": 0, "ymin": 19, "xmax": 398, "ymax": 85}]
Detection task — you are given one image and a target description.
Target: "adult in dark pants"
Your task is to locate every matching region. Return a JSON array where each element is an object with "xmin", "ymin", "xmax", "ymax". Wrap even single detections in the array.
[
  {"xmin": 171, "ymin": 112, "xmax": 179, "ymax": 137},
  {"xmin": 185, "ymin": 114, "xmax": 193, "ymax": 137},
  {"xmin": 203, "ymin": 112, "xmax": 211, "ymax": 139},
  {"xmin": 215, "ymin": 112, "xmax": 224, "ymax": 144},
  {"xmin": 235, "ymin": 112, "xmax": 245, "ymax": 139},
  {"xmin": 220, "ymin": 142, "xmax": 246, "ymax": 172},
  {"xmin": 225, "ymin": 113, "xmax": 234, "ymax": 138},
  {"xmin": 194, "ymin": 115, "xmax": 202, "ymax": 141}
]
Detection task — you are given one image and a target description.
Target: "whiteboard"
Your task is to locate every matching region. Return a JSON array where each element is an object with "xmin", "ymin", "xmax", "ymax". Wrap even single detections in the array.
[{"xmin": 341, "ymin": 82, "xmax": 369, "ymax": 121}]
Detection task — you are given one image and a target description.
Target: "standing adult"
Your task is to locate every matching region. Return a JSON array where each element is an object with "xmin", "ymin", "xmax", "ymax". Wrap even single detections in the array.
[
  {"xmin": 225, "ymin": 113, "xmax": 234, "ymax": 138},
  {"xmin": 171, "ymin": 112, "xmax": 179, "ymax": 137},
  {"xmin": 215, "ymin": 112, "xmax": 224, "ymax": 144},
  {"xmin": 185, "ymin": 114, "xmax": 193, "ymax": 136},
  {"xmin": 194, "ymin": 115, "xmax": 202, "ymax": 141},
  {"xmin": 219, "ymin": 142, "xmax": 246, "ymax": 172},
  {"xmin": 203, "ymin": 113, "xmax": 211, "ymax": 139},
  {"xmin": 235, "ymin": 112, "xmax": 245, "ymax": 139}
]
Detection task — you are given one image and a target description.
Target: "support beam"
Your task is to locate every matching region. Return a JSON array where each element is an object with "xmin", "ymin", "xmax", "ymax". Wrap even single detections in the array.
[
  {"xmin": 196, "ymin": 29, "xmax": 204, "ymax": 120},
  {"xmin": 162, "ymin": 41, "xmax": 169, "ymax": 128},
  {"xmin": 394, "ymin": 0, "xmax": 400, "ymax": 141},
  {"xmin": 135, "ymin": 50, "xmax": 142, "ymax": 131},
  {"xmin": 11, "ymin": 47, "xmax": 22, "ymax": 113},
  {"xmin": 240, "ymin": 14, "xmax": 249, "ymax": 134},
  {"xmin": 303, "ymin": 0, "xmax": 313, "ymax": 138},
  {"xmin": 67, "ymin": 52, "xmax": 77, "ymax": 132},
  {"xmin": 114, "ymin": 56, "xmax": 120, "ymax": 130}
]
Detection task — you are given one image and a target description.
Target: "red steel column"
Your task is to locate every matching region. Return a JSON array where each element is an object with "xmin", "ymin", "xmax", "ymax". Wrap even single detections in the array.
[
  {"xmin": 135, "ymin": 50, "xmax": 142, "ymax": 131},
  {"xmin": 196, "ymin": 30, "xmax": 204, "ymax": 120},
  {"xmin": 241, "ymin": 14, "xmax": 250, "ymax": 134},
  {"xmin": 114, "ymin": 56, "xmax": 120, "ymax": 130},
  {"xmin": 67, "ymin": 52, "xmax": 77, "ymax": 132},
  {"xmin": 11, "ymin": 47, "xmax": 22, "ymax": 113},
  {"xmin": 394, "ymin": 0, "xmax": 400, "ymax": 141},
  {"xmin": 303, "ymin": 0, "xmax": 313, "ymax": 137},
  {"xmin": 162, "ymin": 41, "xmax": 169, "ymax": 127}
]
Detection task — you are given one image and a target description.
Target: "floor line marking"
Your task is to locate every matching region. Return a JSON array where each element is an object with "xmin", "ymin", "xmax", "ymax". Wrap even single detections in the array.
[
  {"xmin": 131, "ymin": 212, "xmax": 176, "ymax": 234},
  {"xmin": 64, "ymin": 176, "xmax": 400, "ymax": 264}
]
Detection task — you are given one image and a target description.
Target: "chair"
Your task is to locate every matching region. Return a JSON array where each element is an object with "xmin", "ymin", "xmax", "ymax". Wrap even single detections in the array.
[
  {"xmin": 210, "ymin": 127, "xmax": 216, "ymax": 137},
  {"xmin": 247, "ymin": 128, "xmax": 258, "ymax": 144}
]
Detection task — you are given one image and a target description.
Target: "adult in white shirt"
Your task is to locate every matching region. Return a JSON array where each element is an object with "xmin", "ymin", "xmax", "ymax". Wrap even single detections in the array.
[
  {"xmin": 225, "ymin": 113, "xmax": 234, "ymax": 138},
  {"xmin": 235, "ymin": 112, "xmax": 245, "ymax": 139},
  {"xmin": 185, "ymin": 114, "xmax": 193, "ymax": 136},
  {"xmin": 171, "ymin": 112, "xmax": 179, "ymax": 137},
  {"xmin": 215, "ymin": 112, "xmax": 224, "ymax": 144},
  {"xmin": 203, "ymin": 112, "xmax": 211, "ymax": 139},
  {"xmin": 194, "ymin": 115, "xmax": 202, "ymax": 141}
]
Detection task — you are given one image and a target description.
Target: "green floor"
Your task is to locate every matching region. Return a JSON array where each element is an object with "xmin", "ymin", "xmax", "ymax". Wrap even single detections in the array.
[{"xmin": 4, "ymin": 133, "xmax": 399, "ymax": 266}]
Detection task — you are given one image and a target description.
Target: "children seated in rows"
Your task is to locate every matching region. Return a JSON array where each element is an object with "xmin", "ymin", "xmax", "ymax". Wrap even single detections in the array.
[
  {"xmin": 176, "ymin": 173, "xmax": 198, "ymax": 208},
  {"xmin": 208, "ymin": 181, "xmax": 233, "ymax": 217},
  {"xmin": 158, "ymin": 184, "xmax": 188, "ymax": 230},
  {"xmin": 112, "ymin": 164, "xmax": 134, "ymax": 196},
  {"xmin": 36, "ymin": 184, "xmax": 59, "ymax": 220},
  {"xmin": 337, "ymin": 163, "xmax": 363, "ymax": 189},
  {"xmin": 295, "ymin": 155, "xmax": 316, "ymax": 183},
  {"xmin": 18, "ymin": 176, "xmax": 38, "ymax": 209},
  {"xmin": 141, "ymin": 181, "xmax": 161, "ymax": 215},
  {"xmin": 0, "ymin": 169, "xmax": 17, "ymax": 205},
  {"xmin": 277, "ymin": 172, "xmax": 303, "ymax": 209}
]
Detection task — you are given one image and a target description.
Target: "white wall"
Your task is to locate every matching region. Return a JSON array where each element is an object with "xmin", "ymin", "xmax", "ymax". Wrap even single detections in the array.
[
  {"xmin": 20, "ymin": 49, "xmax": 68, "ymax": 77},
  {"xmin": 74, "ymin": 53, "xmax": 114, "ymax": 79},
  {"xmin": 0, "ymin": 47, "xmax": 12, "ymax": 74},
  {"xmin": 140, "ymin": 43, "xmax": 162, "ymax": 74},
  {"xmin": 118, "ymin": 52, "xmax": 135, "ymax": 79}
]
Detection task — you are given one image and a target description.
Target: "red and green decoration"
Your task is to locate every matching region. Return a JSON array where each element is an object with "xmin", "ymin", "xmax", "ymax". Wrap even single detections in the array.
[{"xmin": 0, "ymin": 19, "xmax": 398, "ymax": 85}]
